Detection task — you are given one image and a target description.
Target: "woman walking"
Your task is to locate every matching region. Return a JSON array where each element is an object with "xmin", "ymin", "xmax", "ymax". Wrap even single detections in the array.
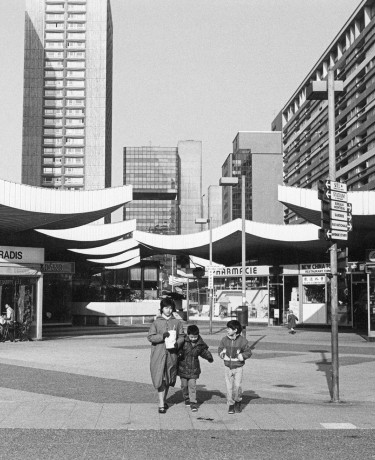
[{"xmin": 147, "ymin": 297, "xmax": 184, "ymax": 413}]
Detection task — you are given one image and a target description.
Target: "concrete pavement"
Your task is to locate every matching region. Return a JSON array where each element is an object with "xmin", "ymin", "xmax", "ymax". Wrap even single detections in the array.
[{"xmin": 0, "ymin": 323, "xmax": 374, "ymax": 432}]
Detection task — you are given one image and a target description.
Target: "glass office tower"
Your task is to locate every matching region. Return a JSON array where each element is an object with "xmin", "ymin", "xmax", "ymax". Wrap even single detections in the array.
[
  {"xmin": 123, "ymin": 147, "xmax": 179, "ymax": 235},
  {"xmin": 123, "ymin": 141, "xmax": 202, "ymax": 235},
  {"xmin": 22, "ymin": 0, "xmax": 113, "ymax": 191},
  {"xmin": 123, "ymin": 141, "xmax": 202, "ymax": 298}
]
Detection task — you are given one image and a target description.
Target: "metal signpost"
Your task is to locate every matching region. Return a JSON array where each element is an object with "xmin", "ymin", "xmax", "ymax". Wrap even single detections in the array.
[{"xmin": 315, "ymin": 69, "xmax": 350, "ymax": 403}]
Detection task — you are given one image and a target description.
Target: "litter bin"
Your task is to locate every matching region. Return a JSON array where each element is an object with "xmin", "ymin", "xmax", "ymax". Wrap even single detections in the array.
[{"xmin": 236, "ymin": 305, "xmax": 248, "ymax": 327}]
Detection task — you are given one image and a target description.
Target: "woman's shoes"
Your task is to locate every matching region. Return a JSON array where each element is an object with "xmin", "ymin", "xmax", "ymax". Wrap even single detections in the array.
[{"xmin": 158, "ymin": 402, "xmax": 169, "ymax": 413}]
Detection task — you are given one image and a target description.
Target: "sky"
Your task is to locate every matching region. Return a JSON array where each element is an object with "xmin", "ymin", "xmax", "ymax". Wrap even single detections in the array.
[{"xmin": 0, "ymin": 0, "xmax": 359, "ymax": 192}]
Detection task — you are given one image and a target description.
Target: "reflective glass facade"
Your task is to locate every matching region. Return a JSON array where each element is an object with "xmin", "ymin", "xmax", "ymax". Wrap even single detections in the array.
[{"xmin": 123, "ymin": 147, "xmax": 179, "ymax": 235}]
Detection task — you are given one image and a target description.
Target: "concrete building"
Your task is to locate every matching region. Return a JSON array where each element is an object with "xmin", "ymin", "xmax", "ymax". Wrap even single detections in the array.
[
  {"xmin": 222, "ymin": 131, "xmax": 283, "ymax": 225},
  {"xmin": 22, "ymin": 0, "xmax": 113, "ymax": 191},
  {"xmin": 274, "ymin": 0, "xmax": 375, "ymax": 224}
]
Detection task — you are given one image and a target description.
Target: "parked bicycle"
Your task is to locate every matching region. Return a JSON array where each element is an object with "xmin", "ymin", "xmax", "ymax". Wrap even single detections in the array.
[{"xmin": 0, "ymin": 320, "xmax": 32, "ymax": 342}]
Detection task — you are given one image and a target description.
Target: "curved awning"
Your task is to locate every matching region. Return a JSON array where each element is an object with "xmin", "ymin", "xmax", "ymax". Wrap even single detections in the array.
[
  {"xmin": 104, "ymin": 256, "xmax": 141, "ymax": 270},
  {"xmin": 0, "ymin": 179, "xmax": 133, "ymax": 231},
  {"xmin": 35, "ymin": 220, "xmax": 137, "ymax": 244},
  {"xmin": 68, "ymin": 237, "xmax": 138, "ymax": 256},
  {"xmin": 132, "ymin": 219, "xmax": 325, "ymax": 265},
  {"xmin": 87, "ymin": 248, "xmax": 140, "ymax": 265},
  {"xmin": 278, "ymin": 185, "xmax": 375, "ymax": 230}
]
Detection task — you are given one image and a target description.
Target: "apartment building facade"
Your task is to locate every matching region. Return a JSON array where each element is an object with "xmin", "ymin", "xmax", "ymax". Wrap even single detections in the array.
[
  {"xmin": 22, "ymin": 0, "xmax": 113, "ymax": 191},
  {"xmin": 275, "ymin": 0, "xmax": 375, "ymax": 224}
]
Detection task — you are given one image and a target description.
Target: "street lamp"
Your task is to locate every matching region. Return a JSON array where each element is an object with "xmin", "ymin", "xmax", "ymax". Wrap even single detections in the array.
[
  {"xmin": 195, "ymin": 216, "xmax": 213, "ymax": 334},
  {"xmin": 219, "ymin": 175, "xmax": 248, "ymax": 338}
]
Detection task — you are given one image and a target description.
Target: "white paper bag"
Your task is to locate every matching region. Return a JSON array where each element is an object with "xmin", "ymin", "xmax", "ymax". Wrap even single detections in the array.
[{"xmin": 165, "ymin": 329, "xmax": 176, "ymax": 349}]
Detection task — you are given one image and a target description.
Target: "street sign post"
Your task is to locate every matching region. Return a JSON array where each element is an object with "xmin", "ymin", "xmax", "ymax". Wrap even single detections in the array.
[{"xmin": 318, "ymin": 180, "xmax": 352, "ymax": 241}]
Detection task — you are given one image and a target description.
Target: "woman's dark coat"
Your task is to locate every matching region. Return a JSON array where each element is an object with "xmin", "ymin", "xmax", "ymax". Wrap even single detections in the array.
[
  {"xmin": 177, "ymin": 336, "xmax": 213, "ymax": 380},
  {"xmin": 147, "ymin": 315, "xmax": 184, "ymax": 389}
]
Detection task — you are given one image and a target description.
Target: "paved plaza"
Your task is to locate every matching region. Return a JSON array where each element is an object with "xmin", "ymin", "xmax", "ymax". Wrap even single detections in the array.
[{"xmin": 0, "ymin": 323, "xmax": 374, "ymax": 458}]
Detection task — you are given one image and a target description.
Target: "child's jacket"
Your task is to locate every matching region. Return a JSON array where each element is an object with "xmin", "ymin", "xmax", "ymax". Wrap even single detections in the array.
[
  {"xmin": 218, "ymin": 334, "xmax": 252, "ymax": 369},
  {"xmin": 177, "ymin": 336, "xmax": 213, "ymax": 380},
  {"xmin": 288, "ymin": 314, "xmax": 298, "ymax": 329}
]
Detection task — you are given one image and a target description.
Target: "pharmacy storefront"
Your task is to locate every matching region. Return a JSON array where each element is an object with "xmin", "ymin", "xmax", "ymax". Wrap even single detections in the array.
[
  {"xmin": 187, "ymin": 265, "xmax": 272, "ymax": 323},
  {"xmin": 0, "ymin": 246, "xmax": 44, "ymax": 340},
  {"xmin": 186, "ymin": 262, "xmax": 356, "ymax": 330}
]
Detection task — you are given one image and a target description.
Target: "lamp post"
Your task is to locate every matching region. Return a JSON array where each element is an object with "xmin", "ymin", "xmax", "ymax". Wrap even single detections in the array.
[
  {"xmin": 219, "ymin": 175, "xmax": 247, "ymax": 338},
  {"xmin": 307, "ymin": 68, "xmax": 344, "ymax": 402},
  {"xmin": 195, "ymin": 216, "xmax": 213, "ymax": 334}
]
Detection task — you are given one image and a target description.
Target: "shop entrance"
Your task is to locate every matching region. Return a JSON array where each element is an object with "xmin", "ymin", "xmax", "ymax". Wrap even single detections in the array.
[
  {"xmin": 0, "ymin": 277, "xmax": 36, "ymax": 325},
  {"xmin": 269, "ymin": 270, "xmax": 283, "ymax": 326},
  {"xmin": 352, "ymin": 274, "xmax": 368, "ymax": 331},
  {"xmin": 283, "ymin": 276, "xmax": 299, "ymax": 324}
]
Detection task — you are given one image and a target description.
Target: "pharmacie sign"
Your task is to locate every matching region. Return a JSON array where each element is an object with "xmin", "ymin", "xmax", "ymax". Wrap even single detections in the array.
[
  {"xmin": 299, "ymin": 263, "xmax": 330, "ymax": 275},
  {"xmin": 0, "ymin": 246, "xmax": 44, "ymax": 264},
  {"xmin": 206, "ymin": 266, "xmax": 270, "ymax": 277}
]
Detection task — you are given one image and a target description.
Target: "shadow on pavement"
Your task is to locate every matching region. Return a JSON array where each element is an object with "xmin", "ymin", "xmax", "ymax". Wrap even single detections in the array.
[
  {"xmin": 314, "ymin": 350, "xmax": 333, "ymax": 399},
  {"xmin": 0, "ymin": 363, "xmax": 156, "ymax": 403}
]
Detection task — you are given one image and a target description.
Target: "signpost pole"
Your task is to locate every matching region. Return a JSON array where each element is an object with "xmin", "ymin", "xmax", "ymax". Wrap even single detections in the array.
[
  {"xmin": 328, "ymin": 68, "xmax": 339, "ymax": 403},
  {"xmin": 241, "ymin": 175, "xmax": 247, "ymax": 338},
  {"xmin": 209, "ymin": 216, "xmax": 213, "ymax": 335}
]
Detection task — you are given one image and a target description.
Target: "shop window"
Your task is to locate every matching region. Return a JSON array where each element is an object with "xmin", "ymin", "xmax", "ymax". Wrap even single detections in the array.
[{"xmin": 303, "ymin": 284, "xmax": 325, "ymax": 303}]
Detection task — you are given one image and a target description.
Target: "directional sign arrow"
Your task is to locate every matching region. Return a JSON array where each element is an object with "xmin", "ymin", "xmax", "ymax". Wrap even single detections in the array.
[
  {"xmin": 331, "ymin": 190, "xmax": 347, "ymax": 202},
  {"xmin": 325, "ymin": 180, "xmax": 347, "ymax": 192},
  {"xmin": 347, "ymin": 222, "xmax": 353, "ymax": 232}
]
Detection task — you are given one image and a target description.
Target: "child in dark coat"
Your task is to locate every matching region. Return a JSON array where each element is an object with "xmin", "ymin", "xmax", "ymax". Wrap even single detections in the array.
[
  {"xmin": 287, "ymin": 310, "xmax": 299, "ymax": 334},
  {"xmin": 177, "ymin": 324, "xmax": 213, "ymax": 412}
]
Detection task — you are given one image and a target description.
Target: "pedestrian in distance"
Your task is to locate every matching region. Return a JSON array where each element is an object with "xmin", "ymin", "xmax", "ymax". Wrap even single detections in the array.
[
  {"xmin": 177, "ymin": 324, "xmax": 213, "ymax": 412},
  {"xmin": 287, "ymin": 310, "xmax": 299, "ymax": 334},
  {"xmin": 147, "ymin": 297, "xmax": 184, "ymax": 414},
  {"xmin": 218, "ymin": 320, "xmax": 252, "ymax": 414}
]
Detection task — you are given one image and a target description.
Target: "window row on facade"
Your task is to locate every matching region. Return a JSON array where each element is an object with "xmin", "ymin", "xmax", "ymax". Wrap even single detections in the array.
[
  {"xmin": 46, "ymin": 4, "xmax": 86, "ymax": 13},
  {"xmin": 44, "ymin": 128, "xmax": 85, "ymax": 136},
  {"xmin": 46, "ymin": 13, "xmax": 86, "ymax": 22},
  {"xmin": 43, "ymin": 147, "xmax": 84, "ymax": 156},
  {"xmin": 44, "ymin": 99, "xmax": 84, "ymax": 107},
  {"xmin": 43, "ymin": 167, "xmax": 84, "ymax": 175},
  {"xmin": 45, "ymin": 70, "xmax": 85, "ymax": 79},
  {"xmin": 44, "ymin": 117, "xmax": 84, "ymax": 125},
  {"xmin": 42, "ymin": 177, "xmax": 83, "ymax": 186},
  {"xmin": 45, "ymin": 61, "xmax": 85, "ymax": 69},
  {"xmin": 43, "ymin": 138, "xmax": 84, "ymax": 146},
  {"xmin": 43, "ymin": 157, "xmax": 83, "ymax": 165},
  {"xmin": 44, "ymin": 110, "xmax": 84, "ymax": 119}
]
